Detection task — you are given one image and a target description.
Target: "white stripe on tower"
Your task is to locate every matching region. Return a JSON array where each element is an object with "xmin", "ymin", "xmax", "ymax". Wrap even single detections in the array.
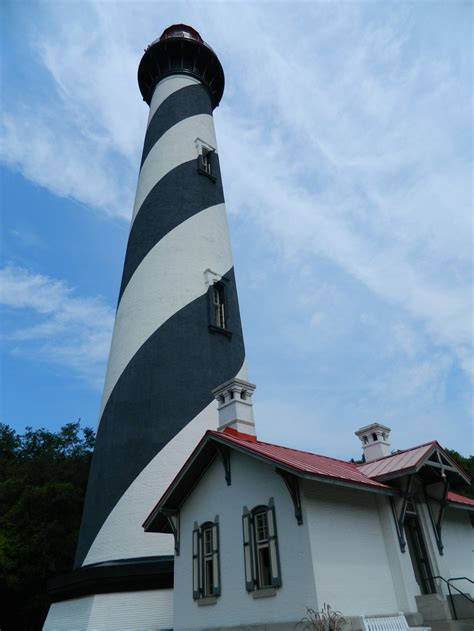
[
  {"xmin": 132, "ymin": 113, "xmax": 217, "ymax": 223},
  {"xmin": 84, "ymin": 363, "xmax": 248, "ymax": 565},
  {"xmin": 147, "ymin": 75, "xmax": 201, "ymax": 125},
  {"xmin": 74, "ymin": 29, "xmax": 247, "ymax": 572},
  {"xmin": 98, "ymin": 202, "xmax": 233, "ymax": 420},
  {"xmin": 43, "ymin": 28, "xmax": 247, "ymax": 631}
]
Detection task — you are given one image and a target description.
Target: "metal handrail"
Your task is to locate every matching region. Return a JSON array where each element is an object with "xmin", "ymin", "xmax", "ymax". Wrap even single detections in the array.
[
  {"xmin": 449, "ymin": 576, "xmax": 474, "ymax": 585},
  {"xmin": 428, "ymin": 575, "xmax": 474, "ymax": 620}
]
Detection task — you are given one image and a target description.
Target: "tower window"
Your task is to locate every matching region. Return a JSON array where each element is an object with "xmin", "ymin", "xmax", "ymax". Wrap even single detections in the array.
[
  {"xmin": 213, "ymin": 283, "xmax": 226, "ymax": 329},
  {"xmin": 201, "ymin": 149, "xmax": 212, "ymax": 175},
  {"xmin": 207, "ymin": 276, "xmax": 231, "ymax": 337},
  {"xmin": 198, "ymin": 147, "xmax": 216, "ymax": 181}
]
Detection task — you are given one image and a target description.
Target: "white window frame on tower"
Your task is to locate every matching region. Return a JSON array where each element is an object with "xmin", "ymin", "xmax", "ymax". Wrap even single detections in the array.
[
  {"xmin": 195, "ymin": 137, "xmax": 216, "ymax": 181},
  {"xmin": 201, "ymin": 147, "xmax": 212, "ymax": 175},
  {"xmin": 205, "ymin": 270, "xmax": 231, "ymax": 336},
  {"xmin": 212, "ymin": 282, "xmax": 226, "ymax": 330}
]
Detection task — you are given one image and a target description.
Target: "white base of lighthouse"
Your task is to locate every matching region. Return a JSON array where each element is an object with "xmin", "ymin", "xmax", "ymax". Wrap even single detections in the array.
[{"xmin": 43, "ymin": 589, "xmax": 173, "ymax": 631}]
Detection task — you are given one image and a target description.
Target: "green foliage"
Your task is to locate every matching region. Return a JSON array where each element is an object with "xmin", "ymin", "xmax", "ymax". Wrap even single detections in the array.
[
  {"xmin": 445, "ymin": 449, "xmax": 474, "ymax": 498},
  {"xmin": 0, "ymin": 421, "xmax": 94, "ymax": 631}
]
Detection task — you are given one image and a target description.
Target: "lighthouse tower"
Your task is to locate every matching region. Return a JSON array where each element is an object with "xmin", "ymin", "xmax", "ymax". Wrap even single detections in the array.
[{"xmin": 44, "ymin": 25, "xmax": 247, "ymax": 629}]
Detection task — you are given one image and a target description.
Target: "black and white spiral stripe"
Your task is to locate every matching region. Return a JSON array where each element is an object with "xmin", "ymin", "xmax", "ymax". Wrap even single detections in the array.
[{"xmin": 75, "ymin": 75, "xmax": 246, "ymax": 568}]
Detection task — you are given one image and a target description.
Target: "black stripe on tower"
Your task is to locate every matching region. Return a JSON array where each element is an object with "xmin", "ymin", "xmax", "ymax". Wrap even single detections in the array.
[
  {"xmin": 75, "ymin": 268, "xmax": 245, "ymax": 567},
  {"xmin": 118, "ymin": 157, "xmax": 224, "ymax": 304},
  {"xmin": 140, "ymin": 83, "xmax": 212, "ymax": 168}
]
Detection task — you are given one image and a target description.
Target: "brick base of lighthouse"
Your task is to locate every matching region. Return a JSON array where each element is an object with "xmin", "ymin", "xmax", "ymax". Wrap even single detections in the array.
[
  {"xmin": 43, "ymin": 556, "xmax": 173, "ymax": 630},
  {"xmin": 43, "ymin": 591, "xmax": 173, "ymax": 630}
]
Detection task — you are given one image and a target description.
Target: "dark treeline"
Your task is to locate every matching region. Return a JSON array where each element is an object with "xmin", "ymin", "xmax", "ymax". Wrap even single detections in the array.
[
  {"xmin": 0, "ymin": 421, "xmax": 94, "ymax": 631},
  {"xmin": 446, "ymin": 449, "xmax": 474, "ymax": 498}
]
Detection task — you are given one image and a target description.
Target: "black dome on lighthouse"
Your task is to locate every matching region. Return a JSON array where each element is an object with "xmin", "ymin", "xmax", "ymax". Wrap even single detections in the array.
[{"xmin": 138, "ymin": 24, "xmax": 225, "ymax": 109}]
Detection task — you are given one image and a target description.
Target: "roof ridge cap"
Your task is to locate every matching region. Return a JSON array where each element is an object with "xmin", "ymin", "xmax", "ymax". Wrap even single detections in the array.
[
  {"xmin": 211, "ymin": 431, "xmax": 358, "ymax": 468},
  {"xmin": 357, "ymin": 440, "xmax": 438, "ymax": 467}
]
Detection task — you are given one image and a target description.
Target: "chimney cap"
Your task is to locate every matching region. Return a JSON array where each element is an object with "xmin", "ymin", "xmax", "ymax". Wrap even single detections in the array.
[
  {"xmin": 212, "ymin": 377, "xmax": 256, "ymax": 398},
  {"xmin": 355, "ymin": 422, "xmax": 391, "ymax": 437},
  {"xmin": 213, "ymin": 377, "xmax": 256, "ymax": 437},
  {"xmin": 355, "ymin": 423, "xmax": 392, "ymax": 462}
]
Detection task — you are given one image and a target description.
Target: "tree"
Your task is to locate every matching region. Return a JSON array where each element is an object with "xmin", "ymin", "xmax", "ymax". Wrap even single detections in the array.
[
  {"xmin": 446, "ymin": 449, "xmax": 474, "ymax": 499},
  {"xmin": 0, "ymin": 421, "xmax": 94, "ymax": 631}
]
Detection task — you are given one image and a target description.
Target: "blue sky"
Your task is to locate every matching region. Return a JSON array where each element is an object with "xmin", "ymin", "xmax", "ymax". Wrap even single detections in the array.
[{"xmin": 1, "ymin": 1, "xmax": 472, "ymax": 459}]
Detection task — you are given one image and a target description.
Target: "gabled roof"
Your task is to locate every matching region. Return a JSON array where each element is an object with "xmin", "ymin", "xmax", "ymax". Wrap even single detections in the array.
[
  {"xmin": 143, "ymin": 429, "xmax": 473, "ymax": 533},
  {"xmin": 358, "ymin": 441, "xmax": 437, "ymax": 478},
  {"xmin": 208, "ymin": 430, "xmax": 392, "ymax": 490},
  {"xmin": 144, "ymin": 429, "xmax": 394, "ymax": 533},
  {"xmin": 357, "ymin": 440, "xmax": 471, "ymax": 487}
]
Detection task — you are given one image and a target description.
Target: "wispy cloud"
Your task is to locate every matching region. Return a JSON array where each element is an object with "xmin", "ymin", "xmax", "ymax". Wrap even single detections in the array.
[
  {"xmin": 1, "ymin": 2, "xmax": 471, "ymax": 451},
  {"xmin": 213, "ymin": 3, "xmax": 472, "ymax": 382},
  {"xmin": 0, "ymin": 266, "xmax": 114, "ymax": 387}
]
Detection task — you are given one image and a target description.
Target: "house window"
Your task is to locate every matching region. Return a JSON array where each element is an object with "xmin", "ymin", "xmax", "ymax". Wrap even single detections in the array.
[
  {"xmin": 242, "ymin": 498, "xmax": 282, "ymax": 592},
  {"xmin": 212, "ymin": 282, "xmax": 226, "ymax": 329},
  {"xmin": 202, "ymin": 525, "xmax": 214, "ymax": 597},
  {"xmin": 192, "ymin": 517, "xmax": 221, "ymax": 600},
  {"xmin": 254, "ymin": 510, "xmax": 272, "ymax": 588}
]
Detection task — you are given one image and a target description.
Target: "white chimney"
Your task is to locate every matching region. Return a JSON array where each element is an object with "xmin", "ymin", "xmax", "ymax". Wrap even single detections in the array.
[
  {"xmin": 355, "ymin": 423, "xmax": 391, "ymax": 462},
  {"xmin": 212, "ymin": 378, "xmax": 256, "ymax": 436}
]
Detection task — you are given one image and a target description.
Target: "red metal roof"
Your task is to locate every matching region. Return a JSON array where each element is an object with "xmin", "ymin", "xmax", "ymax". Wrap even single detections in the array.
[
  {"xmin": 357, "ymin": 441, "xmax": 437, "ymax": 478},
  {"xmin": 448, "ymin": 491, "xmax": 474, "ymax": 507},
  {"xmin": 144, "ymin": 430, "xmax": 474, "ymax": 532},
  {"xmin": 208, "ymin": 430, "xmax": 392, "ymax": 491}
]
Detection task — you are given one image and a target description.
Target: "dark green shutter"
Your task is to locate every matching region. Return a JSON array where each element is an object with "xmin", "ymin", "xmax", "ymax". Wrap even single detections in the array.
[
  {"xmin": 197, "ymin": 153, "xmax": 204, "ymax": 172},
  {"xmin": 192, "ymin": 521, "xmax": 200, "ymax": 599},
  {"xmin": 209, "ymin": 149, "xmax": 216, "ymax": 175},
  {"xmin": 267, "ymin": 498, "xmax": 282, "ymax": 588},
  {"xmin": 212, "ymin": 515, "xmax": 221, "ymax": 596},
  {"xmin": 242, "ymin": 506, "xmax": 255, "ymax": 591}
]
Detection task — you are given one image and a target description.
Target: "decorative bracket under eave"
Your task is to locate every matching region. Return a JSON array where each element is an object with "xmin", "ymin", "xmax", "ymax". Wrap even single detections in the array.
[
  {"xmin": 216, "ymin": 444, "xmax": 231, "ymax": 486},
  {"xmin": 161, "ymin": 508, "xmax": 180, "ymax": 556},
  {"xmin": 276, "ymin": 468, "xmax": 303, "ymax": 525},
  {"xmin": 390, "ymin": 474, "xmax": 415, "ymax": 553},
  {"xmin": 424, "ymin": 476, "xmax": 450, "ymax": 556}
]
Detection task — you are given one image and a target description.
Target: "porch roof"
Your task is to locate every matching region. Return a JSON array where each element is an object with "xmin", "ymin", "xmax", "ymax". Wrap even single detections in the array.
[{"xmin": 357, "ymin": 440, "xmax": 471, "ymax": 488}]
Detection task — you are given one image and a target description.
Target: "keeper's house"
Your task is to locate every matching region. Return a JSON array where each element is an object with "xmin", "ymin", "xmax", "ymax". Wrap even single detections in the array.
[{"xmin": 144, "ymin": 378, "xmax": 474, "ymax": 631}]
